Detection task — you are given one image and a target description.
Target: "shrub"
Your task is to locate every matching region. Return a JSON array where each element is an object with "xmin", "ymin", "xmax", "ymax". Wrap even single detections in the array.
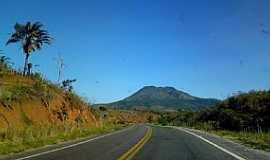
[
  {"xmin": 0, "ymin": 89, "xmax": 14, "ymax": 109},
  {"xmin": 99, "ymin": 106, "xmax": 107, "ymax": 111}
]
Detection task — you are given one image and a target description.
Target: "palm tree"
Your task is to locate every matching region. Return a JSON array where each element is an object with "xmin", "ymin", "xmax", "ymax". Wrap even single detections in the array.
[{"xmin": 6, "ymin": 22, "xmax": 52, "ymax": 75}]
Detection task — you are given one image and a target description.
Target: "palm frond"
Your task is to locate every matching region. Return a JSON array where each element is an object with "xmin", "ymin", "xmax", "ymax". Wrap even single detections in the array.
[
  {"xmin": 7, "ymin": 21, "xmax": 53, "ymax": 53},
  {"xmin": 6, "ymin": 23, "xmax": 26, "ymax": 45}
]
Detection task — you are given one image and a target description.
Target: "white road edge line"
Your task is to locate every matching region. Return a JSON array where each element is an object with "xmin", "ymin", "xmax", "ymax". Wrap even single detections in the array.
[
  {"xmin": 174, "ymin": 127, "xmax": 247, "ymax": 160},
  {"xmin": 14, "ymin": 125, "xmax": 135, "ymax": 160}
]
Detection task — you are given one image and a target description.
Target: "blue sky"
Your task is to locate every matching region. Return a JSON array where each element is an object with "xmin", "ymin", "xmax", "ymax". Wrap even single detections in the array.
[{"xmin": 1, "ymin": 0, "xmax": 270, "ymax": 103}]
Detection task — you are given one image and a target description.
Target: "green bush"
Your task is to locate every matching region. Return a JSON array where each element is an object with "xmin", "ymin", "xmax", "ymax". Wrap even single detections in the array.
[{"xmin": 0, "ymin": 90, "xmax": 13, "ymax": 106}]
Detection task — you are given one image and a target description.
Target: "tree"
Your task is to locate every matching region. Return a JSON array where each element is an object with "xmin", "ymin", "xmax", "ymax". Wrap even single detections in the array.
[
  {"xmin": 6, "ymin": 22, "xmax": 52, "ymax": 75},
  {"xmin": 61, "ymin": 79, "xmax": 77, "ymax": 92}
]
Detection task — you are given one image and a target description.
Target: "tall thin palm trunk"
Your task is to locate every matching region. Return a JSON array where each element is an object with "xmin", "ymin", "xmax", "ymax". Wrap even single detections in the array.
[{"xmin": 23, "ymin": 53, "xmax": 29, "ymax": 76}]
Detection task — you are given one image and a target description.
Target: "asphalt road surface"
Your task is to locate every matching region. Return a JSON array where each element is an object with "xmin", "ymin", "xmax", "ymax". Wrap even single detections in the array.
[
  {"xmin": 134, "ymin": 126, "xmax": 235, "ymax": 160},
  {"xmin": 3, "ymin": 124, "xmax": 270, "ymax": 160}
]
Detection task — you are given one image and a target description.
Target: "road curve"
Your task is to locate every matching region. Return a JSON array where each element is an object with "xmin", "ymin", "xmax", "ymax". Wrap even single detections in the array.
[{"xmin": 3, "ymin": 124, "xmax": 269, "ymax": 160}]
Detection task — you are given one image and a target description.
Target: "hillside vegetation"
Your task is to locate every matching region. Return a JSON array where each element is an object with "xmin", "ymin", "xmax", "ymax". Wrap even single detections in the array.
[
  {"xmin": 157, "ymin": 90, "xmax": 270, "ymax": 151},
  {"xmin": 198, "ymin": 90, "xmax": 270, "ymax": 131},
  {"xmin": 99, "ymin": 108, "xmax": 159, "ymax": 124}
]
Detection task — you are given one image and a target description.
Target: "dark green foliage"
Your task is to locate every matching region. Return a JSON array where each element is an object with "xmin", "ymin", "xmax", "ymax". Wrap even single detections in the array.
[
  {"xmin": 198, "ymin": 90, "xmax": 270, "ymax": 131},
  {"xmin": 61, "ymin": 79, "xmax": 76, "ymax": 92},
  {"xmin": 160, "ymin": 90, "xmax": 270, "ymax": 132},
  {"xmin": 147, "ymin": 115, "xmax": 153, "ymax": 123},
  {"xmin": 99, "ymin": 106, "xmax": 107, "ymax": 111},
  {"xmin": 157, "ymin": 113, "xmax": 177, "ymax": 125},
  {"xmin": 157, "ymin": 115, "xmax": 169, "ymax": 126}
]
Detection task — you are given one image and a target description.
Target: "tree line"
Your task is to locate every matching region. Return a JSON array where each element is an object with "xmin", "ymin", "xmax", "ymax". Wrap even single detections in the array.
[{"xmin": 158, "ymin": 90, "xmax": 270, "ymax": 132}]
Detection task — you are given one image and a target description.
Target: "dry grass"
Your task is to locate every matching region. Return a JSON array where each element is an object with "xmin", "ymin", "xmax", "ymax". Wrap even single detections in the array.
[
  {"xmin": 210, "ymin": 130, "xmax": 270, "ymax": 152},
  {"xmin": 103, "ymin": 109, "xmax": 159, "ymax": 124},
  {"xmin": 0, "ymin": 123, "xmax": 127, "ymax": 154}
]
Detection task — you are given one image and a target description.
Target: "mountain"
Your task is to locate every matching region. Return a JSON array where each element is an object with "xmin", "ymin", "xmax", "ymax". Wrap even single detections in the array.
[{"xmin": 104, "ymin": 86, "xmax": 220, "ymax": 111}]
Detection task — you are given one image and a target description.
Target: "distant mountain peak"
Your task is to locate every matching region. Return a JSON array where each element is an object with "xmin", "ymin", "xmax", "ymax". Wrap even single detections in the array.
[
  {"xmin": 141, "ymin": 86, "xmax": 178, "ymax": 92},
  {"xmin": 134, "ymin": 86, "xmax": 193, "ymax": 99},
  {"xmin": 105, "ymin": 86, "xmax": 220, "ymax": 111}
]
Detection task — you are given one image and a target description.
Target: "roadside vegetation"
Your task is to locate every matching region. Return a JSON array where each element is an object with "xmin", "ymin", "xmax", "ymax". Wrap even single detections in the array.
[
  {"xmin": 211, "ymin": 130, "xmax": 270, "ymax": 152},
  {"xmin": 157, "ymin": 90, "xmax": 270, "ymax": 152},
  {"xmin": 0, "ymin": 123, "xmax": 126, "ymax": 154}
]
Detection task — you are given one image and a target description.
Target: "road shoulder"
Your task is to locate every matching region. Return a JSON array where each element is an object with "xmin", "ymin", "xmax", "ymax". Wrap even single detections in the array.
[{"xmin": 174, "ymin": 126, "xmax": 270, "ymax": 160}]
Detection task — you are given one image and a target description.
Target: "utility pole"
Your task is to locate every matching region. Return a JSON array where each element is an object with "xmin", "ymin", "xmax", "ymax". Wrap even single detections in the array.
[{"xmin": 54, "ymin": 54, "xmax": 65, "ymax": 84}]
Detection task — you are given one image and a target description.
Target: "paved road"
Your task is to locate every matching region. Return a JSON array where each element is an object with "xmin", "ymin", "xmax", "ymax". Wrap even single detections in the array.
[
  {"xmin": 3, "ymin": 124, "xmax": 270, "ymax": 160},
  {"xmin": 134, "ymin": 126, "xmax": 235, "ymax": 160},
  {"xmin": 4, "ymin": 125, "xmax": 147, "ymax": 160}
]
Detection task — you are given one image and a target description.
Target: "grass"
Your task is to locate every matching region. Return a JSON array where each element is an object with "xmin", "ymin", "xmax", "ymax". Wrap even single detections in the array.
[
  {"xmin": 0, "ymin": 123, "xmax": 128, "ymax": 155},
  {"xmin": 209, "ymin": 130, "xmax": 270, "ymax": 152}
]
